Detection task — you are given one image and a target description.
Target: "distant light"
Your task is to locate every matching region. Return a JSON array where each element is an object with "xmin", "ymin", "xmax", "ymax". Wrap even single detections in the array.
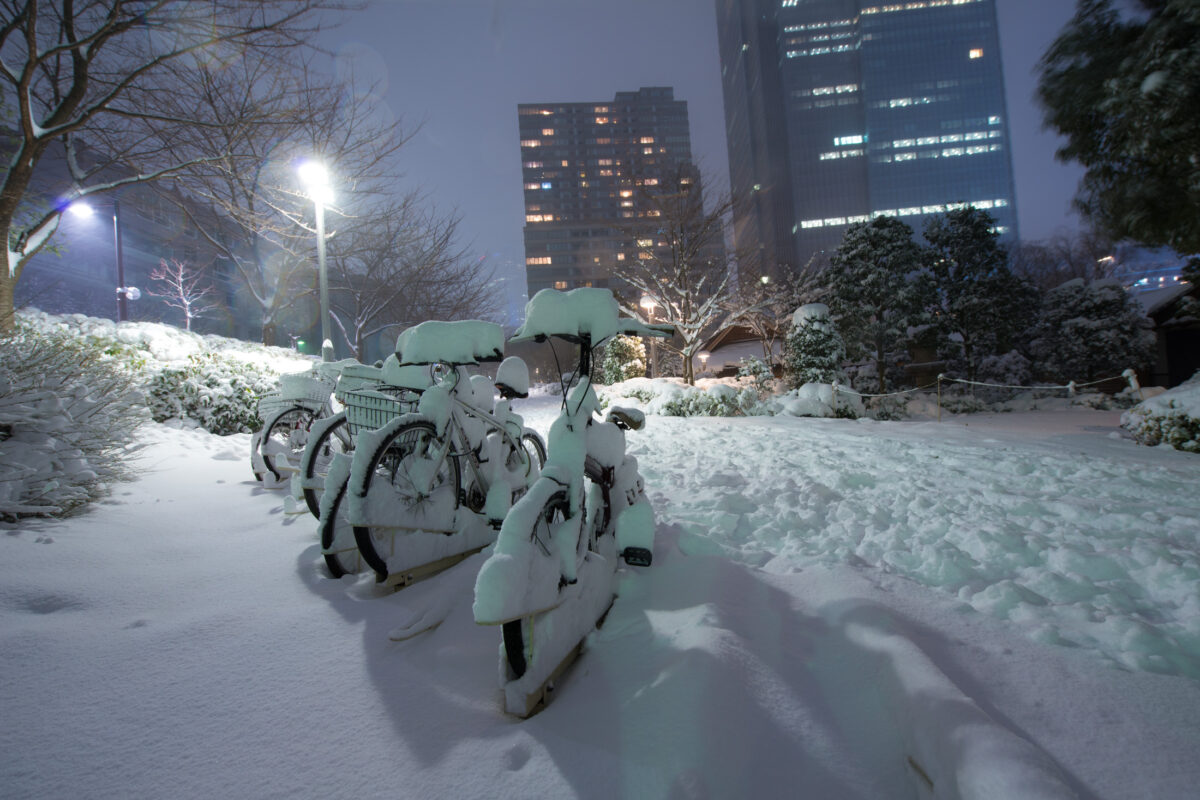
[
  {"xmin": 639, "ymin": 295, "xmax": 657, "ymax": 311},
  {"xmin": 68, "ymin": 201, "xmax": 94, "ymax": 218},
  {"xmin": 760, "ymin": 275, "xmax": 771, "ymax": 285},
  {"xmin": 969, "ymin": 48, "xmax": 983, "ymax": 59}
]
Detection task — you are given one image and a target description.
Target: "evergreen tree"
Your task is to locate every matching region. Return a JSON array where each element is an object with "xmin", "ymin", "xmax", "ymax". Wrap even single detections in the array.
[
  {"xmin": 924, "ymin": 208, "xmax": 1039, "ymax": 384},
  {"xmin": 1032, "ymin": 279, "xmax": 1156, "ymax": 382},
  {"xmin": 599, "ymin": 335, "xmax": 647, "ymax": 384},
  {"xmin": 825, "ymin": 216, "xmax": 929, "ymax": 392},
  {"xmin": 1037, "ymin": 0, "xmax": 1200, "ymax": 254},
  {"xmin": 782, "ymin": 304, "xmax": 846, "ymax": 389}
]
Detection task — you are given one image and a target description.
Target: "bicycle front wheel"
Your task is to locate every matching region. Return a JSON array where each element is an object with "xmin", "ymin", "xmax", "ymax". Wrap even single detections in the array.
[
  {"xmin": 319, "ymin": 475, "xmax": 364, "ymax": 578},
  {"xmin": 501, "ymin": 489, "xmax": 569, "ymax": 679},
  {"xmin": 352, "ymin": 421, "xmax": 461, "ymax": 582},
  {"xmin": 260, "ymin": 406, "xmax": 315, "ymax": 483}
]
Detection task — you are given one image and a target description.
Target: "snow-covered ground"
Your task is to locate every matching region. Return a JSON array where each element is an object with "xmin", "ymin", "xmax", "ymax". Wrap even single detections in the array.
[{"xmin": 3, "ymin": 398, "xmax": 1199, "ymax": 799}]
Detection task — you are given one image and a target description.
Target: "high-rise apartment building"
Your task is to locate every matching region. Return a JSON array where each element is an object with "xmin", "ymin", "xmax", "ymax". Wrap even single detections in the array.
[
  {"xmin": 517, "ymin": 87, "xmax": 697, "ymax": 297},
  {"xmin": 717, "ymin": 0, "xmax": 1018, "ymax": 278}
]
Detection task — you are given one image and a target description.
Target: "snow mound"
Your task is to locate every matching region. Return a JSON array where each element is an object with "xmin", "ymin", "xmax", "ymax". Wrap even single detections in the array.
[{"xmin": 1122, "ymin": 371, "xmax": 1200, "ymax": 453}]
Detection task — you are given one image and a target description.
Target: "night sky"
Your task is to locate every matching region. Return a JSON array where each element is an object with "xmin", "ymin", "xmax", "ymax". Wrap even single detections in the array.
[{"xmin": 321, "ymin": 0, "xmax": 1086, "ymax": 314}]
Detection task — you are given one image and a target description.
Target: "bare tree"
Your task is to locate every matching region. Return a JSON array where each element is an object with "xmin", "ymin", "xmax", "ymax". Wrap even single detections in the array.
[
  {"xmin": 1011, "ymin": 227, "xmax": 1119, "ymax": 291},
  {"xmin": 616, "ymin": 166, "xmax": 736, "ymax": 385},
  {"xmin": 146, "ymin": 259, "xmax": 217, "ymax": 331},
  {"xmin": 0, "ymin": 0, "xmax": 344, "ymax": 334},
  {"xmin": 325, "ymin": 197, "xmax": 496, "ymax": 360},
  {"xmin": 725, "ymin": 256, "xmax": 826, "ymax": 364},
  {"xmin": 151, "ymin": 53, "xmax": 411, "ymax": 346}
]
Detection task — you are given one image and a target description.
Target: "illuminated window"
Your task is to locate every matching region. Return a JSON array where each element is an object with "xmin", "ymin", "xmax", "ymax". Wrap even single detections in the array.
[
  {"xmin": 988, "ymin": 116, "xmax": 1001, "ymax": 125},
  {"xmin": 554, "ymin": 281, "xmax": 568, "ymax": 289},
  {"xmin": 637, "ymin": 239, "xmax": 653, "ymax": 247},
  {"xmin": 619, "ymin": 190, "xmax": 633, "ymax": 198},
  {"xmin": 617, "ymin": 253, "xmax": 625, "ymax": 261},
  {"xmin": 643, "ymin": 148, "xmax": 654, "ymax": 155},
  {"xmin": 520, "ymin": 139, "xmax": 540, "ymax": 148},
  {"xmin": 642, "ymin": 178, "xmax": 659, "ymax": 186},
  {"xmin": 639, "ymin": 137, "xmax": 655, "ymax": 144},
  {"xmin": 526, "ymin": 256, "xmax": 551, "ymax": 265},
  {"xmin": 542, "ymin": 128, "xmax": 555, "ymax": 136},
  {"xmin": 834, "ymin": 134, "xmax": 864, "ymax": 146},
  {"xmin": 620, "ymin": 200, "xmax": 634, "ymax": 208},
  {"xmin": 562, "ymin": 160, "xmax": 569, "ymax": 167},
  {"xmin": 598, "ymin": 159, "xmax": 613, "ymax": 166},
  {"xmin": 523, "ymin": 182, "xmax": 540, "ymax": 190},
  {"xmin": 595, "ymin": 117, "xmax": 609, "ymax": 124},
  {"xmin": 969, "ymin": 49, "xmax": 983, "ymax": 59},
  {"xmin": 525, "ymin": 214, "xmax": 554, "ymax": 223},
  {"xmin": 594, "ymin": 138, "xmax": 611, "ymax": 145}
]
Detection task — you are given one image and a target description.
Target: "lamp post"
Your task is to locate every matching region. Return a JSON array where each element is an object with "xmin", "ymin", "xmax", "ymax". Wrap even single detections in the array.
[
  {"xmin": 698, "ymin": 351, "xmax": 710, "ymax": 376},
  {"xmin": 68, "ymin": 198, "xmax": 136, "ymax": 322},
  {"xmin": 639, "ymin": 295, "xmax": 658, "ymax": 378},
  {"xmin": 298, "ymin": 161, "xmax": 334, "ymax": 360}
]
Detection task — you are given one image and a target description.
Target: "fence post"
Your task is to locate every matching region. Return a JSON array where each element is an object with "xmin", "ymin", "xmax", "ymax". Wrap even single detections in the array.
[
  {"xmin": 1067, "ymin": 380, "xmax": 1076, "ymax": 398},
  {"xmin": 937, "ymin": 374, "xmax": 943, "ymax": 422},
  {"xmin": 831, "ymin": 380, "xmax": 840, "ymax": 416},
  {"xmin": 1122, "ymin": 368, "xmax": 1144, "ymax": 401}
]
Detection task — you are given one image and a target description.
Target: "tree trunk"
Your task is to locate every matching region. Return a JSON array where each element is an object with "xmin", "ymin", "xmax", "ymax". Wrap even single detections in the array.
[
  {"xmin": 261, "ymin": 321, "xmax": 278, "ymax": 348},
  {"xmin": 0, "ymin": 270, "xmax": 16, "ymax": 336}
]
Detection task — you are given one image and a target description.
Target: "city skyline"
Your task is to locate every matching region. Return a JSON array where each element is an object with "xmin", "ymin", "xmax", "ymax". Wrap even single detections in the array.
[{"xmin": 323, "ymin": 0, "xmax": 1086, "ymax": 312}]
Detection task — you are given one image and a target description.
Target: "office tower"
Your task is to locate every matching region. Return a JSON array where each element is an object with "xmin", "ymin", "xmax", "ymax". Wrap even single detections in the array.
[
  {"xmin": 517, "ymin": 87, "xmax": 698, "ymax": 297},
  {"xmin": 717, "ymin": 0, "xmax": 1019, "ymax": 278}
]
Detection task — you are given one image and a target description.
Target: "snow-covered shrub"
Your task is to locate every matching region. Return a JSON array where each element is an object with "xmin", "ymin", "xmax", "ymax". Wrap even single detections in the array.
[
  {"xmin": 760, "ymin": 383, "xmax": 864, "ymax": 419},
  {"xmin": 782, "ymin": 304, "xmax": 845, "ymax": 390},
  {"xmin": 0, "ymin": 325, "xmax": 147, "ymax": 519},
  {"xmin": 600, "ymin": 335, "xmax": 646, "ymax": 384},
  {"xmin": 1122, "ymin": 372, "xmax": 1200, "ymax": 453},
  {"xmin": 601, "ymin": 378, "xmax": 757, "ymax": 417},
  {"xmin": 1031, "ymin": 279, "xmax": 1156, "ymax": 384},
  {"xmin": 736, "ymin": 356, "xmax": 775, "ymax": 398},
  {"xmin": 147, "ymin": 352, "xmax": 279, "ymax": 435}
]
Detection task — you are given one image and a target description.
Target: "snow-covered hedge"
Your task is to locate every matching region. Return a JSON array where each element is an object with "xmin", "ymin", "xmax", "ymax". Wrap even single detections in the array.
[
  {"xmin": 1122, "ymin": 372, "xmax": 1200, "ymax": 453},
  {"xmin": 146, "ymin": 353, "xmax": 280, "ymax": 435},
  {"xmin": 0, "ymin": 324, "xmax": 147, "ymax": 520},
  {"xmin": 600, "ymin": 377, "xmax": 864, "ymax": 419}
]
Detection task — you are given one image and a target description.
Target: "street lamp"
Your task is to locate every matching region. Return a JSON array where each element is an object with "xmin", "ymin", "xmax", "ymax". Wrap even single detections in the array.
[
  {"xmin": 68, "ymin": 198, "xmax": 138, "ymax": 322},
  {"xmin": 298, "ymin": 160, "xmax": 334, "ymax": 360},
  {"xmin": 639, "ymin": 295, "xmax": 658, "ymax": 378},
  {"xmin": 698, "ymin": 351, "xmax": 710, "ymax": 375}
]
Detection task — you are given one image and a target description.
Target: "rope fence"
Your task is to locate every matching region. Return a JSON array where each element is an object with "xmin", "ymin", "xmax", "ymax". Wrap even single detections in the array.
[{"xmin": 828, "ymin": 369, "xmax": 1143, "ymax": 421}]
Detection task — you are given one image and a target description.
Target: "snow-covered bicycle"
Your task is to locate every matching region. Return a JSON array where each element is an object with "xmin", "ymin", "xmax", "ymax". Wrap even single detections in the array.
[
  {"xmin": 321, "ymin": 320, "xmax": 546, "ymax": 584},
  {"xmin": 252, "ymin": 358, "xmax": 355, "ymax": 486},
  {"xmin": 472, "ymin": 288, "xmax": 668, "ymax": 717}
]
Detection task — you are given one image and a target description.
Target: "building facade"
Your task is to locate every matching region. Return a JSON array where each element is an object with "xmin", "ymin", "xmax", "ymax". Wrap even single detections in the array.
[
  {"xmin": 717, "ymin": 0, "xmax": 1019, "ymax": 278},
  {"xmin": 517, "ymin": 87, "xmax": 698, "ymax": 297}
]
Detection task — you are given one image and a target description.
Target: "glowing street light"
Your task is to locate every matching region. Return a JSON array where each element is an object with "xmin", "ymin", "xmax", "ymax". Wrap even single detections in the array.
[
  {"xmin": 68, "ymin": 197, "xmax": 138, "ymax": 321},
  {"xmin": 639, "ymin": 295, "xmax": 659, "ymax": 378},
  {"xmin": 698, "ymin": 351, "xmax": 710, "ymax": 374},
  {"xmin": 298, "ymin": 160, "xmax": 334, "ymax": 359}
]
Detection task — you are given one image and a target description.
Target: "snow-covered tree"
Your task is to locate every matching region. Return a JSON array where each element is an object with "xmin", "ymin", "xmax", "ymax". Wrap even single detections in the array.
[
  {"xmin": 1031, "ymin": 278, "xmax": 1156, "ymax": 383},
  {"xmin": 726, "ymin": 258, "xmax": 825, "ymax": 364},
  {"xmin": 782, "ymin": 304, "xmax": 845, "ymax": 389},
  {"xmin": 924, "ymin": 208, "xmax": 1039, "ymax": 385},
  {"xmin": 600, "ymin": 335, "xmax": 646, "ymax": 384},
  {"xmin": 0, "ymin": 1, "xmax": 340, "ymax": 335},
  {"xmin": 616, "ymin": 165, "xmax": 735, "ymax": 385},
  {"xmin": 824, "ymin": 216, "xmax": 930, "ymax": 393},
  {"xmin": 1037, "ymin": 0, "xmax": 1200, "ymax": 255},
  {"xmin": 146, "ymin": 260, "xmax": 218, "ymax": 332}
]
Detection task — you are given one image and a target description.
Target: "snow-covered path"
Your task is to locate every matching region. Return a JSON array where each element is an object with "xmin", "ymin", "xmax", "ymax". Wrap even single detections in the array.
[{"xmin": 2, "ymin": 406, "xmax": 1200, "ymax": 799}]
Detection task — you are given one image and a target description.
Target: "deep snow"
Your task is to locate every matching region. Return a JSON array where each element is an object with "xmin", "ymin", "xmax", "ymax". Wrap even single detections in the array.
[{"xmin": 2, "ymin": 398, "xmax": 1199, "ymax": 799}]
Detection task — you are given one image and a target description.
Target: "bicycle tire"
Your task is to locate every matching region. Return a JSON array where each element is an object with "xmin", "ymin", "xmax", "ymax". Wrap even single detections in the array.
[
  {"xmin": 302, "ymin": 412, "xmax": 351, "ymax": 518},
  {"xmin": 260, "ymin": 406, "xmax": 315, "ymax": 482},
  {"xmin": 319, "ymin": 475, "xmax": 362, "ymax": 578},
  {"xmin": 520, "ymin": 429, "xmax": 547, "ymax": 473},
  {"xmin": 501, "ymin": 490, "xmax": 569, "ymax": 679},
  {"xmin": 352, "ymin": 420, "xmax": 461, "ymax": 582}
]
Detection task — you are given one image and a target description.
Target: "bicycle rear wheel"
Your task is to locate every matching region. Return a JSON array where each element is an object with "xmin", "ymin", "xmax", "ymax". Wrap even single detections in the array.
[
  {"xmin": 501, "ymin": 490, "xmax": 569, "ymax": 679},
  {"xmin": 520, "ymin": 429, "xmax": 547, "ymax": 474},
  {"xmin": 319, "ymin": 476, "xmax": 363, "ymax": 578},
  {"xmin": 353, "ymin": 421, "xmax": 461, "ymax": 582},
  {"xmin": 303, "ymin": 412, "xmax": 352, "ymax": 518}
]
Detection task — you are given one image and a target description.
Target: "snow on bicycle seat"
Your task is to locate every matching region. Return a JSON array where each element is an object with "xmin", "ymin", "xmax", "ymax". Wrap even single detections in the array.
[
  {"xmin": 394, "ymin": 319, "xmax": 505, "ymax": 366},
  {"xmin": 510, "ymin": 287, "xmax": 667, "ymax": 344}
]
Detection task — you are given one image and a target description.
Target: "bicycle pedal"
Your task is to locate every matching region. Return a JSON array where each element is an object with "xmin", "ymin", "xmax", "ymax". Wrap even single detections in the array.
[{"xmin": 621, "ymin": 547, "xmax": 653, "ymax": 567}]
